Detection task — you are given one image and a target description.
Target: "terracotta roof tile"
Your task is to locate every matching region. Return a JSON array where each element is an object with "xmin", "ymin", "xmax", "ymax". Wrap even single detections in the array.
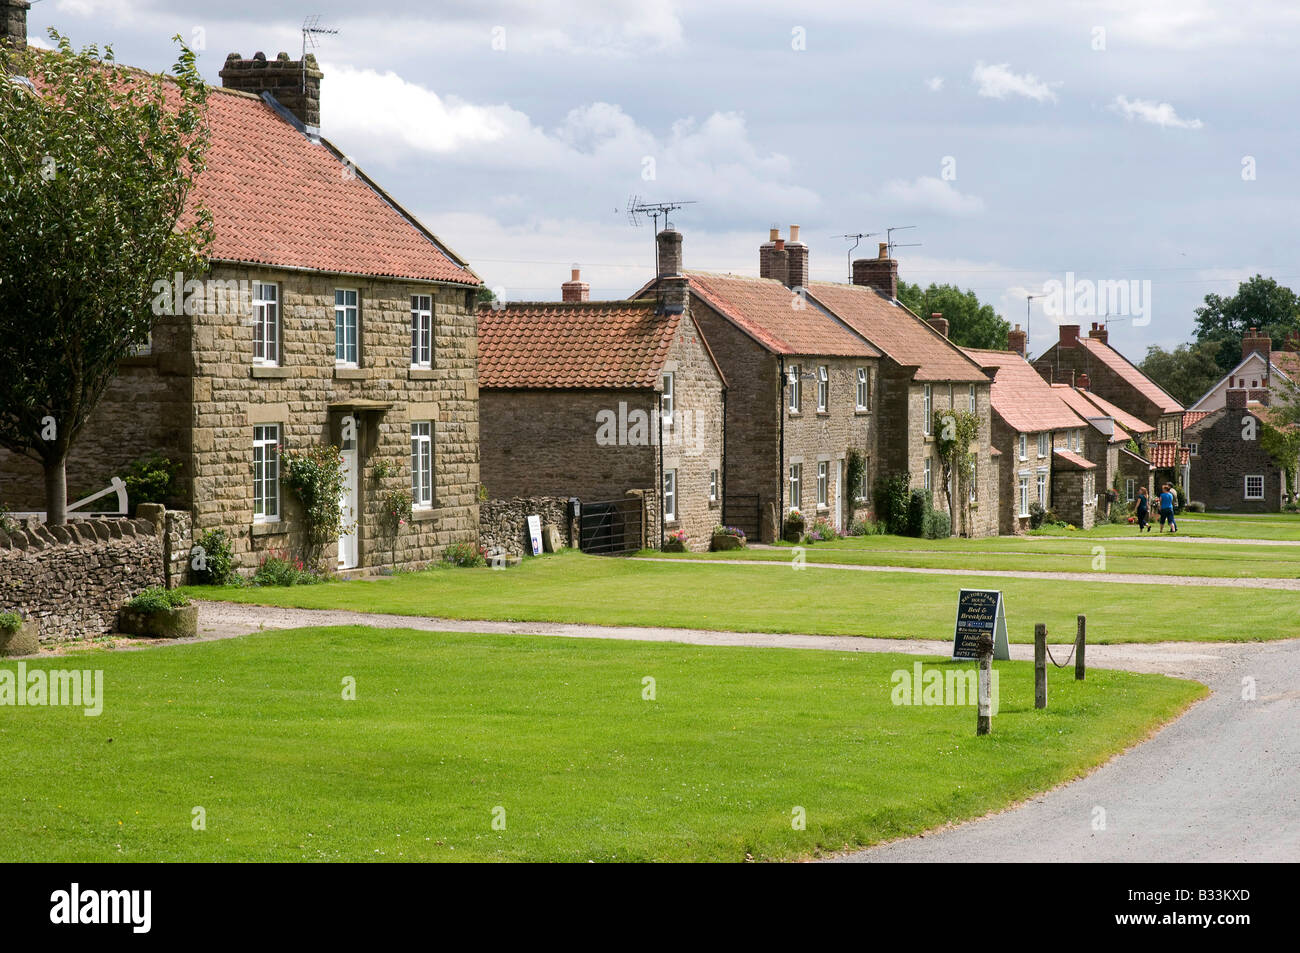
[
  {"xmin": 1271, "ymin": 351, "xmax": 1300, "ymax": 381},
  {"xmin": 1145, "ymin": 440, "xmax": 1189, "ymax": 468},
  {"xmin": 807, "ymin": 283, "xmax": 989, "ymax": 382},
  {"xmin": 1182, "ymin": 410, "xmax": 1211, "ymax": 429},
  {"xmin": 188, "ymin": 88, "xmax": 478, "ymax": 284},
  {"xmin": 1078, "ymin": 338, "xmax": 1182, "ymax": 414},
  {"xmin": 478, "ymin": 299, "xmax": 678, "ymax": 389},
  {"xmin": 684, "ymin": 273, "xmax": 880, "ymax": 358},
  {"xmin": 963, "ymin": 348, "xmax": 1084, "ymax": 433},
  {"xmin": 1051, "ymin": 385, "xmax": 1133, "ymax": 442},
  {"xmin": 1052, "ymin": 385, "xmax": 1154, "ymax": 435},
  {"xmin": 1052, "ymin": 447, "xmax": 1096, "ymax": 470}
]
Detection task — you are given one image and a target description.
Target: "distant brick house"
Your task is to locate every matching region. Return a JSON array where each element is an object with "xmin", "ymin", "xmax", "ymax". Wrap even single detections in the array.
[
  {"xmin": 1186, "ymin": 398, "xmax": 1289, "ymax": 512},
  {"xmin": 0, "ymin": 45, "xmax": 482, "ymax": 574},
  {"xmin": 1189, "ymin": 328, "xmax": 1300, "ymax": 414},
  {"xmin": 963, "ymin": 348, "xmax": 1093, "ymax": 532},
  {"xmin": 806, "ymin": 244, "xmax": 1000, "ymax": 537},
  {"xmin": 635, "ymin": 228, "xmax": 881, "ymax": 542},
  {"xmin": 1034, "ymin": 323, "xmax": 1185, "ymax": 449},
  {"xmin": 478, "ymin": 262, "xmax": 726, "ymax": 552}
]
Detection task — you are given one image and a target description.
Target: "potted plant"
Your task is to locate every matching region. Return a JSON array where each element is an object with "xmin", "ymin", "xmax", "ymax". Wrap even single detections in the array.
[
  {"xmin": 782, "ymin": 508, "xmax": 805, "ymax": 543},
  {"xmin": 710, "ymin": 525, "xmax": 746, "ymax": 551},
  {"xmin": 663, "ymin": 529, "xmax": 689, "ymax": 553},
  {"xmin": 0, "ymin": 610, "xmax": 38, "ymax": 657},
  {"xmin": 117, "ymin": 586, "xmax": 198, "ymax": 639}
]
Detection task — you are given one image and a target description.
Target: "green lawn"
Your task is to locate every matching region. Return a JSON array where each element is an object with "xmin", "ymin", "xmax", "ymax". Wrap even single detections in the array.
[
  {"xmin": 187, "ymin": 550, "xmax": 1300, "ymax": 644},
  {"xmin": 1031, "ymin": 511, "xmax": 1300, "ymax": 541},
  {"xmin": 651, "ymin": 533, "xmax": 1300, "ymax": 579},
  {"xmin": 0, "ymin": 626, "xmax": 1204, "ymax": 862}
]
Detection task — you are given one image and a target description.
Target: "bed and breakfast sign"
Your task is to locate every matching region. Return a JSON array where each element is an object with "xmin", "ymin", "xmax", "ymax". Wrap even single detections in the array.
[{"xmin": 951, "ymin": 589, "xmax": 1011, "ymax": 661}]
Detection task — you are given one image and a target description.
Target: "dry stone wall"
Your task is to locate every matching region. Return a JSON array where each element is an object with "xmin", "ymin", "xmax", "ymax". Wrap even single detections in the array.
[{"xmin": 479, "ymin": 497, "xmax": 574, "ymax": 557}]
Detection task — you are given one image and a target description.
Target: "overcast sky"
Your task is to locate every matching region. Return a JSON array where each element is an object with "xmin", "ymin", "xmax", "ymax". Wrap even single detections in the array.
[{"xmin": 27, "ymin": 0, "xmax": 1300, "ymax": 358}]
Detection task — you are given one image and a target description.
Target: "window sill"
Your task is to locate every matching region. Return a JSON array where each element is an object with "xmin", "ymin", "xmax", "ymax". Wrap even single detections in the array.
[
  {"xmin": 816, "ymin": 411, "xmax": 830, "ymax": 417},
  {"xmin": 410, "ymin": 508, "xmax": 438, "ymax": 522},
  {"xmin": 251, "ymin": 365, "xmax": 290, "ymax": 379},
  {"xmin": 334, "ymin": 368, "xmax": 366, "ymax": 380},
  {"xmin": 251, "ymin": 521, "xmax": 287, "ymax": 537},
  {"xmin": 408, "ymin": 368, "xmax": 435, "ymax": 381},
  {"xmin": 855, "ymin": 408, "xmax": 870, "ymax": 415}
]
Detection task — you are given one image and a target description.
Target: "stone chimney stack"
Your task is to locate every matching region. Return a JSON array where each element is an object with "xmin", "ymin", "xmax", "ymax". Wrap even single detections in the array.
[
  {"xmin": 1078, "ymin": 372, "xmax": 1091, "ymax": 391},
  {"xmin": 785, "ymin": 224, "xmax": 809, "ymax": 289},
  {"xmin": 927, "ymin": 313, "xmax": 949, "ymax": 338},
  {"xmin": 1059, "ymin": 324, "xmax": 1081, "ymax": 348},
  {"xmin": 1008, "ymin": 324, "xmax": 1027, "ymax": 357},
  {"xmin": 561, "ymin": 267, "xmax": 589, "ymax": 303},
  {"xmin": 1089, "ymin": 322, "xmax": 1108, "ymax": 345},
  {"xmin": 768, "ymin": 238, "xmax": 789, "ymax": 287},
  {"xmin": 656, "ymin": 228, "xmax": 688, "ymax": 314},
  {"xmin": 851, "ymin": 242, "xmax": 898, "ymax": 299},
  {"xmin": 220, "ymin": 51, "xmax": 323, "ymax": 130},
  {"xmin": 759, "ymin": 227, "xmax": 781, "ymax": 280},
  {"xmin": 2, "ymin": 0, "xmax": 29, "ymax": 50}
]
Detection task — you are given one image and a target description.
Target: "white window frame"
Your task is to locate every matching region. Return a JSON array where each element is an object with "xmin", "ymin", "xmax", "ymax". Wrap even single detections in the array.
[
  {"xmin": 253, "ymin": 282, "xmax": 279, "ymax": 366},
  {"xmin": 856, "ymin": 368, "xmax": 868, "ymax": 411},
  {"xmin": 1037, "ymin": 432, "xmax": 1049, "ymax": 458},
  {"xmin": 1018, "ymin": 474, "xmax": 1030, "ymax": 518},
  {"xmin": 857, "ymin": 458, "xmax": 869, "ymax": 501},
  {"xmin": 1126, "ymin": 478, "xmax": 1136, "ymax": 500},
  {"xmin": 923, "ymin": 384, "xmax": 933, "ymax": 435},
  {"xmin": 411, "ymin": 421, "xmax": 433, "ymax": 509},
  {"xmin": 788, "ymin": 365, "xmax": 801, "ymax": 413},
  {"xmin": 969, "ymin": 384, "xmax": 976, "ymax": 414},
  {"xmin": 335, "ymin": 289, "xmax": 359, "ymax": 367},
  {"xmin": 1188, "ymin": 442, "xmax": 1199, "ymax": 457},
  {"xmin": 253, "ymin": 424, "xmax": 280, "ymax": 523},
  {"xmin": 1018, "ymin": 433, "xmax": 1028, "ymax": 460},
  {"xmin": 661, "ymin": 372, "xmax": 674, "ymax": 425},
  {"xmin": 924, "ymin": 457, "xmax": 932, "ymax": 492},
  {"xmin": 1245, "ymin": 475, "xmax": 1264, "ymax": 500},
  {"xmin": 817, "ymin": 461, "xmax": 829, "ymax": 507},
  {"xmin": 663, "ymin": 468, "xmax": 677, "ymax": 521},
  {"xmin": 708, "ymin": 469, "xmax": 718, "ymax": 502},
  {"xmin": 789, "ymin": 463, "xmax": 802, "ymax": 510},
  {"xmin": 410, "ymin": 294, "xmax": 432, "ymax": 369},
  {"xmin": 969, "ymin": 460, "xmax": 978, "ymax": 504},
  {"xmin": 817, "ymin": 365, "xmax": 829, "ymax": 413},
  {"xmin": 1037, "ymin": 470, "xmax": 1047, "ymax": 506}
]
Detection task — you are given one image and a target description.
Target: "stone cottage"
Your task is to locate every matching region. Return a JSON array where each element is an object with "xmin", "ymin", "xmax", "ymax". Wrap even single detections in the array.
[
  {"xmin": 0, "ymin": 39, "xmax": 482, "ymax": 574},
  {"xmin": 1185, "ymin": 397, "xmax": 1289, "ymax": 512},
  {"xmin": 635, "ymin": 228, "xmax": 882, "ymax": 542},
  {"xmin": 1051, "ymin": 381, "xmax": 1156, "ymax": 513},
  {"xmin": 478, "ymin": 260, "xmax": 726, "ymax": 552}
]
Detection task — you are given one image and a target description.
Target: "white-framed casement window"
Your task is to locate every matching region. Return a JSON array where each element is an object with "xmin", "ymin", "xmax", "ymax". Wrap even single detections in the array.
[
  {"xmin": 708, "ymin": 469, "xmax": 718, "ymax": 502},
  {"xmin": 410, "ymin": 295, "xmax": 432, "ymax": 368},
  {"xmin": 1188, "ymin": 442, "xmax": 1199, "ymax": 457},
  {"xmin": 410, "ymin": 421, "xmax": 433, "ymax": 508},
  {"xmin": 788, "ymin": 364, "xmax": 801, "ymax": 413},
  {"xmin": 1245, "ymin": 474, "xmax": 1264, "ymax": 500},
  {"xmin": 1018, "ymin": 433, "xmax": 1028, "ymax": 460},
  {"xmin": 969, "ymin": 384, "xmax": 976, "ymax": 413},
  {"xmin": 663, "ymin": 469, "xmax": 677, "ymax": 521},
  {"xmin": 1126, "ymin": 478, "xmax": 1136, "ymax": 500},
  {"xmin": 1018, "ymin": 474, "xmax": 1030, "ymax": 517},
  {"xmin": 924, "ymin": 457, "xmax": 933, "ymax": 491},
  {"xmin": 817, "ymin": 461, "xmax": 829, "ymax": 507},
  {"xmin": 253, "ymin": 282, "xmax": 279, "ymax": 365},
  {"xmin": 335, "ymin": 289, "xmax": 359, "ymax": 366},
  {"xmin": 923, "ymin": 384, "xmax": 933, "ymax": 435},
  {"xmin": 252, "ymin": 424, "xmax": 280, "ymax": 522},
  {"xmin": 857, "ymin": 458, "xmax": 869, "ymax": 501},
  {"xmin": 1037, "ymin": 470, "xmax": 1047, "ymax": 506},
  {"xmin": 789, "ymin": 463, "xmax": 802, "ymax": 510},
  {"xmin": 661, "ymin": 372, "xmax": 674, "ymax": 425},
  {"xmin": 817, "ymin": 365, "xmax": 829, "ymax": 412},
  {"xmin": 856, "ymin": 367, "xmax": 868, "ymax": 410},
  {"xmin": 1037, "ymin": 432, "xmax": 1049, "ymax": 458},
  {"xmin": 969, "ymin": 460, "xmax": 978, "ymax": 503}
]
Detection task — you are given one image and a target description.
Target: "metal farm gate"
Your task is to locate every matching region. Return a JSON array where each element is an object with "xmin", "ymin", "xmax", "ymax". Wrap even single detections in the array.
[
  {"xmin": 722, "ymin": 493, "xmax": 761, "ymax": 542},
  {"xmin": 578, "ymin": 498, "xmax": 644, "ymax": 555}
]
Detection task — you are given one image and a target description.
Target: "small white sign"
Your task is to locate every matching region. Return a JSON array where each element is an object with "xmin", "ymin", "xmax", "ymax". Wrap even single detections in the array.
[{"xmin": 526, "ymin": 515, "xmax": 543, "ymax": 556}]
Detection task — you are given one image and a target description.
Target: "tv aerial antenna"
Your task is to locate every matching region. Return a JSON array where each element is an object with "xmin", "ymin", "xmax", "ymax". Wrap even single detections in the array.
[
  {"xmin": 885, "ymin": 225, "xmax": 922, "ymax": 257},
  {"xmin": 835, "ymin": 232, "xmax": 881, "ymax": 283},
  {"xmin": 301, "ymin": 15, "xmax": 339, "ymax": 92},
  {"xmin": 624, "ymin": 196, "xmax": 697, "ymax": 271}
]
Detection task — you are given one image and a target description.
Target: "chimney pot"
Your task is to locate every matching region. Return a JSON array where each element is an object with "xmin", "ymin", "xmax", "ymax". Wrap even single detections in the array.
[
  {"xmin": 769, "ymin": 227, "xmax": 780, "ymax": 242},
  {"xmin": 789, "ymin": 224, "xmax": 801, "ymax": 243},
  {"xmin": 1078, "ymin": 373, "xmax": 1091, "ymax": 391},
  {"xmin": 878, "ymin": 242, "xmax": 889, "ymax": 259}
]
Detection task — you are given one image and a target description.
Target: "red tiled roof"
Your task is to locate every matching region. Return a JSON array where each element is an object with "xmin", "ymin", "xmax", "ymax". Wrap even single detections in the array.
[
  {"xmin": 683, "ymin": 273, "xmax": 880, "ymax": 358},
  {"xmin": 478, "ymin": 299, "xmax": 678, "ymax": 389},
  {"xmin": 807, "ymin": 282, "xmax": 989, "ymax": 381},
  {"xmin": 188, "ymin": 87, "xmax": 478, "ymax": 284},
  {"xmin": 1145, "ymin": 440, "xmax": 1189, "ymax": 468},
  {"xmin": 1052, "ymin": 384, "xmax": 1154, "ymax": 436},
  {"xmin": 1051, "ymin": 385, "xmax": 1132, "ymax": 443},
  {"xmin": 1052, "ymin": 447, "xmax": 1096, "ymax": 470},
  {"xmin": 1272, "ymin": 351, "xmax": 1300, "ymax": 381},
  {"xmin": 963, "ymin": 349, "xmax": 1084, "ymax": 433},
  {"xmin": 1078, "ymin": 338, "xmax": 1182, "ymax": 414},
  {"xmin": 1183, "ymin": 410, "xmax": 1211, "ymax": 429}
]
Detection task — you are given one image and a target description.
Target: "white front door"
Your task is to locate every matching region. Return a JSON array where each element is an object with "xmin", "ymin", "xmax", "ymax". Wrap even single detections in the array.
[
  {"xmin": 338, "ymin": 439, "xmax": 358, "ymax": 570},
  {"xmin": 834, "ymin": 459, "xmax": 843, "ymax": 530}
]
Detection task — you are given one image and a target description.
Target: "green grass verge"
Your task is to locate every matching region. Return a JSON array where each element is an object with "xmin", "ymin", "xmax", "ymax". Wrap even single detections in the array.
[
  {"xmin": 0, "ymin": 626, "xmax": 1205, "ymax": 862},
  {"xmin": 185, "ymin": 550, "xmax": 1300, "ymax": 644},
  {"xmin": 1030, "ymin": 511, "xmax": 1300, "ymax": 541}
]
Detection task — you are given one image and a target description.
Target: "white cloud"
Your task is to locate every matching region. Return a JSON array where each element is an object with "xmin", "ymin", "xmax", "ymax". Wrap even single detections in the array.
[
  {"xmin": 1109, "ymin": 95, "xmax": 1204, "ymax": 129},
  {"xmin": 925, "ymin": 76, "xmax": 944, "ymax": 92},
  {"xmin": 882, "ymin": 176, "xmax": 985, "ymax": 216},
  {"xmin": 972, "ymin": 61, "xmax": 1059, "ymax": 103}
]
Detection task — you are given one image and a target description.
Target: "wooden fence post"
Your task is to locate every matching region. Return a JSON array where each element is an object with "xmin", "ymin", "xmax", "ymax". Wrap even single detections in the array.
[
  {"xmin": 1076, "ymin": 615, "xmax": 1086, "ymax": 681},
  {"xmin": 1034, "ymin": 623, "xmax": 1047, "ymax": 709},
  {"xmin": 976, "ymin": 633, "xmax": 994, "ymax": 736}
]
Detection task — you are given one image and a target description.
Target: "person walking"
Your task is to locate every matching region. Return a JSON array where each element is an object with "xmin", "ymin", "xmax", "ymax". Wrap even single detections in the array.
[
  {"xmin": 1135, "ymin": 486, "xmax": 1150, "ymax": 533},
  {"xmin": 1158, "ymin": 483, "xmax": 1178, "ymax": 533}
]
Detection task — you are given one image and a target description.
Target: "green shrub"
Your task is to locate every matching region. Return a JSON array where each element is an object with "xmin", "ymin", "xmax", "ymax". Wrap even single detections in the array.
[
  {"xmin": 1028, "ymin": 500, "xmax": 1046, "ymax": 530},
  {"xmin": 924, "ymin": 509, "xmax": 951, "ymax": 540},
  {"xmin": 906, "ymin": 488, "xmax": 931, "ymax": 538},
  {"xmin": 122, "ymin": 453, "xmax": 180, "ymax": 510},
  {"xmin": 127, "ymin": 586, "xmax": 189, "ymax": 612},
  {"xmin": 872, "ymin": 473, "xmax": 910, "ymax": 536},
  {"xmin": 1185, "ymin": 500, "xmax": 1206, "ymax": 513},
  {"xmin": 443, "ymin": 541, "xmax": 488, "ymax": 568},
  {"xmin": 193, "ymin": 528, "xmax": 238, "ymax": 586},
  {"xmin": 252, "ymin": 552, "xmax": 323, "ymax": 587},
  {"xmin": 0, "ymin": 611, "xmax": 22, "ymax": 634},
  {"xmin": 848, "ymin": 517, "xmax": 881, "ymax": 536},
  {"xmin": 280, "ymin": 444, "xmax": 349, "ymax": 570}
]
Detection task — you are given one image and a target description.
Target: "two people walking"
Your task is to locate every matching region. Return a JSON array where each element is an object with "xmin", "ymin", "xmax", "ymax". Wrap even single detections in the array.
[{"xmin": 1134, "ymin": 484, "xmax": 1178, "ymax": 533}]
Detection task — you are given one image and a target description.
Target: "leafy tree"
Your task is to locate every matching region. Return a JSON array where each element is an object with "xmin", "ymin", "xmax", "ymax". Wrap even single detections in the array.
[
  {"xmin": 0, "ymin": 32, "xmax": 211, "ymax": 523},
  {"xmin": 1138, "ymin": 340, "xmax": 1224, "ymax": 407},
  {"xmin": 899, "ymin": 281, "xmax": 1010, "ymax": 350},
  {"xmin": 1193, "ymin": 276, "xmax": 1300, "ymax": 375},
  {"xmin": 932, "ymin": 408, "xmax": 980, "ymax": 536}
]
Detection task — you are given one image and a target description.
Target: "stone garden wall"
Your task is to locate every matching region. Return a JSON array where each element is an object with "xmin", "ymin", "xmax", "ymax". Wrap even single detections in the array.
[
  {"xmin": 479, "ymin": 497, "xmax": 574, "ymax": 557},
  {"xmin": 0, "ymin": 517, "xmax": 165, "ymax": 643}
]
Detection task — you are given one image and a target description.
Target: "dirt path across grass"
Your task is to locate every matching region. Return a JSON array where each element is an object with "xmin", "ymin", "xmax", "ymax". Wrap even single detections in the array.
[{"xmin": 633, "ymin": 556, "xmax": 1300, "ymax": 590}]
